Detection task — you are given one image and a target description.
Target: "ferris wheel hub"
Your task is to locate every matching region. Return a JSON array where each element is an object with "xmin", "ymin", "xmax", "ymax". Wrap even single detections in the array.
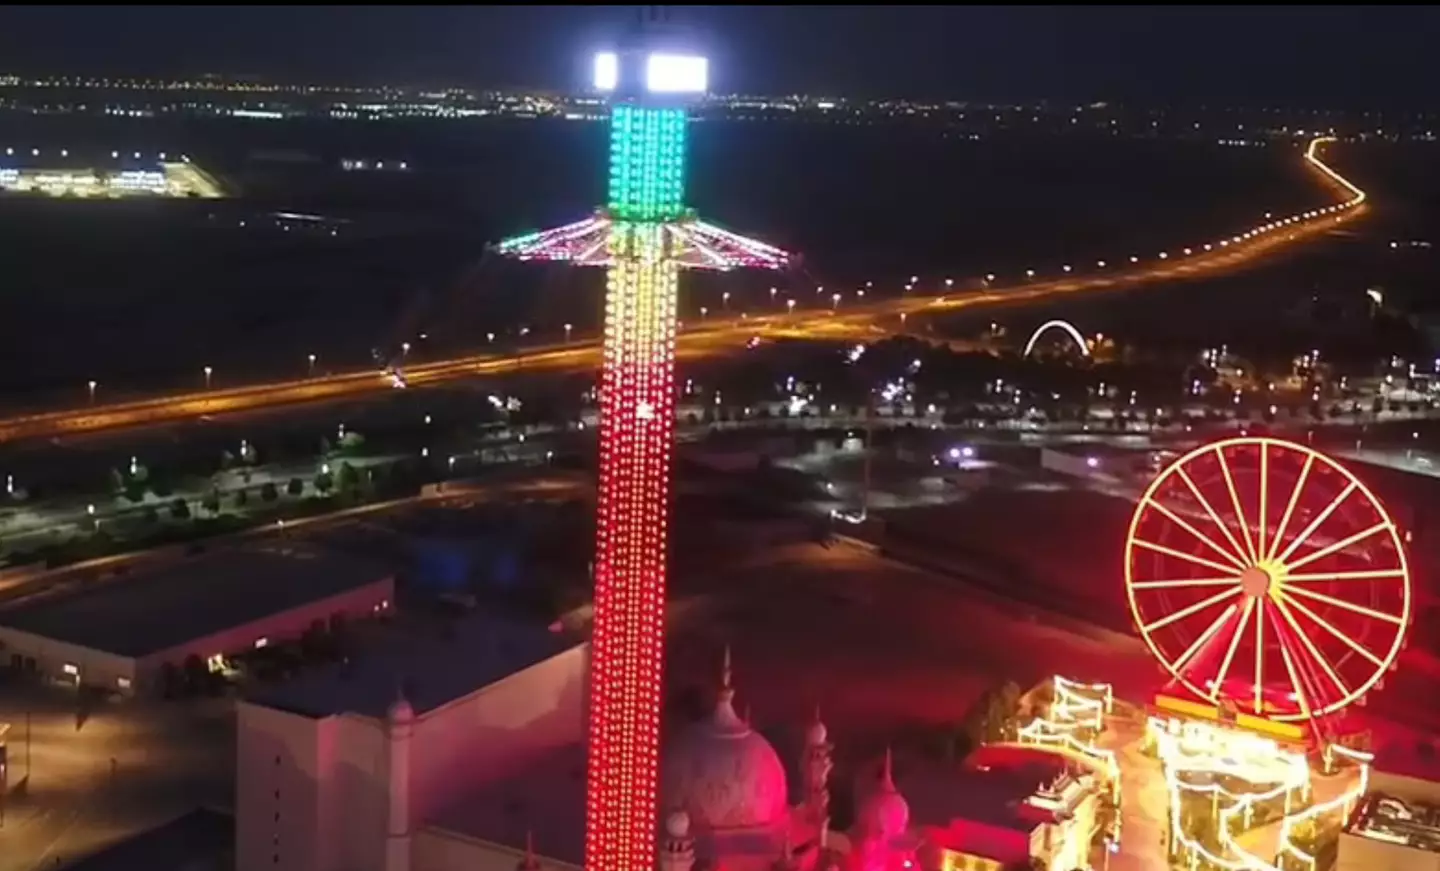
[{"xmin": 1239, "ymin": 565, "xmax": 1272, "ymax": 599}]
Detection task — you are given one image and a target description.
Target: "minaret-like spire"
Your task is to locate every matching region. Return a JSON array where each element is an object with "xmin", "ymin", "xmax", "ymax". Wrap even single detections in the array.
[
  {"xmin": 658, "ymin": 810, "xmax": 696, "ymax": 871},
  {"xmin": 517, "ymin": 831, "xmax": 541, "ymax": 871},
  {"xmin": 712, "ymin": 645, "xmax": 745, "ymax": 732},
  {"xmin": 881, "ymin": 746, "xmax": 895, "ymax": 790},
  {"xmin": 803, "ymin": 706, "xmax": 834, "ymax": 824}
]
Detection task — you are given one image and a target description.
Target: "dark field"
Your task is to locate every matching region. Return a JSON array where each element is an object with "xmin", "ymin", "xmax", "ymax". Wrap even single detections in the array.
[{"xmin": 0, "ymin": 115, "xmax": 1342, "ymax": 405}]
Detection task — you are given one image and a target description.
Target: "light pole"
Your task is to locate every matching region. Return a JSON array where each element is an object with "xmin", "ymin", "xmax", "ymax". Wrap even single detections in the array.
[
  {"xmin": 308, "ymin": 353, "xmax": 316, "ymax": 376},
  {"xmin": 401, "ymin": 341, "xmax": 411, "ymax": 357},
  {"xmin": 700, "ymin": 306, "xmax": 708, "ymax": 321},
  {"xmin": 786, "ymin": 299, "xmax": 796, "ymax": 314},
  {"xmin": 769, "ymin": 286, "xmax": 777, "ymax": 303},
  {"xmin": 831, "ymin": 293, "xmax": 841, "ymax": 311},
  {"xmin": 565, "ymin": 323, "xmax": 573, "ymax": 342},
  {"xmin": 204, "ymin": 365, "xmax": 213, "ymax": 389},
  {"xmin": 87, "ymin": 380, "xmax": 97, "ymax": 404},
  {"xmin": 722, "ymin": 291, "xmax": 730, "ymax": 311}
]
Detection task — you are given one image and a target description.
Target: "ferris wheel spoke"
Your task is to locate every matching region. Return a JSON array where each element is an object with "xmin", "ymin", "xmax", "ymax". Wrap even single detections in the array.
[
  {"xmin": 1283, "ymin": 569, "xmax": 1406, "ymax": 584},
  {"xmin": 1253, "ymin": 597, "xmax": 1266, "ymax": 714},
  {"xmin": 1139, "ymin": 497, "xmax": 1250, "ymax": 571},
  {"xmin": 1131, "ymin": 576, "xmax": 1243, "ymax": 590},
  {"xmin": 1283, "ymin": 521, "xmax": 1391, "ymax": 574},
  {"xmin": 1266, "ymin": 452, "xmax": 1315, "ymax": 562},
  {"xmin": 1272, "ymin": 595, "xmax": 1352, "ymax": 699},
  {"xmin": 1279, "ymin": 591, "xmax": 1386, "ymax": 669},
  {"xmin": 1283, "ymin": 584, "xmax": 1407, "ymax": 626},
  {"xmin": 1273, "ymin": 604, "xmax": 1314, "ymax": 720},
  {"xmin": 1172, "ymin": 604, "xmax": 1240, "ymax": 678},
  {"xmin": 1176, "ymin": 467, "xmax": 1252, "ymax": 568},
  {"xmin": 1274, "ymin": 481, "xmax": 1357, "ymax": 566},
  {"xmin": 1141, "ymin": 586, "xmax": 1242, "ymax": 634},
  {"xmin": 1215, "ymin": 446, "xmax": 1259, "ymax": 564},
  {"xmin": 1211, "ymin": 599, "xmax": 1254, "ymax": 703},
  {"xmin": 1133, "ymin": 538, "xmax": 1248, "ymax": 577}
]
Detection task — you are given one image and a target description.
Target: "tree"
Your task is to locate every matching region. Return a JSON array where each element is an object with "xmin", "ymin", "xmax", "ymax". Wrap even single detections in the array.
[
  {"xmin": 313, "ymin": 470, "xmax": 334, "ymax": 495},
  {"xmin": 318, "ymin": 436, "xmax": 332, "ymax": 458},
  {"xmin": 337, "ymin": 461, "xmax": 360, "ymax": 493},
  {"xmin": 201, "ymin": 489, "xmax": 221, "ymax": 515},
  {"xmin": 170, "ymin": 499, "xmax": 191, "ymax": 520},
  {"xmin": 107, "ymin": 467, "xmax": 125, "ymax": 494},
  {"xmin": 286, "ymin": 477, "xmax": 304, "ymax": 497},
  {"xmin": 234, "ymin": 488, "xmax": 249, "ymax": 508},
  {"xmin": 338, "ymin": 431, "xmax": 366, "ymax": 454},
  {"xmin": 260, "ymin": 482, "xmax": 279, "ymax": 502},
  {"xmin": 219, "ymin": 449, "xmax": 235, "ymax": 471},
  {"xmin": 123, "ymin": 482, "xmax": 147, "ymax": 504}
]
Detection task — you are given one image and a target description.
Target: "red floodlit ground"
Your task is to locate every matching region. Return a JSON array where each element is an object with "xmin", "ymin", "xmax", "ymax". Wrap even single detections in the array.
[
  {"xmin": 884, "ymin": 489, "xmax": 1135, "ymax": 628},
  {"xmin": 1127, "ymin": 437, "xmax": 1411, "ymax": 724}
]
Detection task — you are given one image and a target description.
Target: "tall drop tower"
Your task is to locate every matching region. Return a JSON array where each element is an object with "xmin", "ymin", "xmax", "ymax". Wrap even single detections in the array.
[{"xmin": 494, "ymin": 9, "xmax": 791, "ymax": 871}]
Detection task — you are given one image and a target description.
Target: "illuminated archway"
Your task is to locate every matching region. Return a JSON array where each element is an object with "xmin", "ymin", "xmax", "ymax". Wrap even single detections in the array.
[{"xmin": 1022, "ymin": 319, "xmax": 1091, "ymax": 358}]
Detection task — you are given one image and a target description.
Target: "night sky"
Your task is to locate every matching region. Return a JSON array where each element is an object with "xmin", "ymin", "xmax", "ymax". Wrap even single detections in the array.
[{"xmin": 5, "ymin": 5, "xmax": 1437, "ymax": 106}]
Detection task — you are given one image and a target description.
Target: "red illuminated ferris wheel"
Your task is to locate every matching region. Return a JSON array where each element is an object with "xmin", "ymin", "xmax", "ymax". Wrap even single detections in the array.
[{"xmin": 1125, "ymin": 437, "xmax": 1411, "ymax": 723}]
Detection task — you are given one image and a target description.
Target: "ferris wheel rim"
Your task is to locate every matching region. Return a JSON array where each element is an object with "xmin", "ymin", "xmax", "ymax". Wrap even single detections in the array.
[{"xmin": 1124, "ymin": 435, "xmax": 1412, "ymax": 724}]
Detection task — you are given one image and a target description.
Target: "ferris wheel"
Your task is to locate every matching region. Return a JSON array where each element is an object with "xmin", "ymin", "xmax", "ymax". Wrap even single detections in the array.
[{"xmin": 1125, "ymin": 436, "xmax": 1411, "ymax": 723}]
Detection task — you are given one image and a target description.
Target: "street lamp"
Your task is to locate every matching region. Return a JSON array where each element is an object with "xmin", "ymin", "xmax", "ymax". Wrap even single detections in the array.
[
  {"xmin": 87, "ymin": 380, "xmax": 97, "ymax": 404},
  {"xmin": 401, "ymin": 341, "xmax": 411, "ymax": 357},
  {"xmin": 831, "ymin": 293, "xmax": 841, "ymax": 311},
  {"xmin": 769, "ymin": 287, "xmax": 777, "ymax": 302},
  {"xmin": 700, "ymin": 306, "xmax": 709, "ymax": 320},
  {"xmin": 564, "ymin": 323, "xmax": 573, "ymax": 342},
  {"xmin": 722, "ymin": 291, "xmax": 731, "ymax": 310},
  {"xmin": 308, "ymin": 353, "xmax": 316, "ymax": 375},
  {"xmin": 786, "ymin": 299, "xmax": 796, "ymax": 314},
  {"xmin": 204, "ymin": 365, "xmax": 213, "ymax": 388}
]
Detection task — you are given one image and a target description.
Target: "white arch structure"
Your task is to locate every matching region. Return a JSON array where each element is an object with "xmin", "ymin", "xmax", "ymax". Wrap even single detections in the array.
[{"xmin": 1022, "ymin": 319, "xmax": 1091, "ymax": 358}]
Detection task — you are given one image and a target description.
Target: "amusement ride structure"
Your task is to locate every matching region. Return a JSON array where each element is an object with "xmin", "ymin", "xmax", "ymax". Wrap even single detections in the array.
[
  {"xmin": 1127, "ymin": 436, "xmax": 1410, "ymax": 731},
  {"xmin": 1020, "ymin": 436, "xmax": 1406, "ymax": 871},
  {"xmin": 494, "ymin": 11, "xmax": 791, "ymax": 871}
]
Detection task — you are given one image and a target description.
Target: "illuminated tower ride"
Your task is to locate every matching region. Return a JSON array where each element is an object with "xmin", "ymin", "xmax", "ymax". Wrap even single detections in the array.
[{"xmin": 495, "ymin": 11, "xmax": 791, "ymax": 871}]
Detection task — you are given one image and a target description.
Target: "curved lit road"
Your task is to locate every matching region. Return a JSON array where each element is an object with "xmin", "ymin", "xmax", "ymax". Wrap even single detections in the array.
[{"xmin": 0, "ymin": 138, "xmax": 1365, "ymax": 444}]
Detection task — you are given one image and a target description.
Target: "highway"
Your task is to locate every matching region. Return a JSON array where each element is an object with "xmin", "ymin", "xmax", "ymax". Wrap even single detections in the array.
[{"xmin": 0, "ymin": 137, "xmax": 1365, "ymax": 445}]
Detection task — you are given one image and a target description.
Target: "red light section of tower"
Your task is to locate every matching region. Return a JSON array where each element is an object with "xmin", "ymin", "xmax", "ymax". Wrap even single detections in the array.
[{"xmin": 586, "ymin": 227, "xmax": 679, "ymax": 871}]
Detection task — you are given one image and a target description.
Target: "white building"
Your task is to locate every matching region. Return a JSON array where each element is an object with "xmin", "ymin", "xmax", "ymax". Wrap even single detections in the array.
[
  {"xmin": 0, "ymin": 543, "xmax": 392, "ymax": 695},
  {"xmin": 236, "ymin": 613, "xmax": 587, "ymax": 871},
  {"xmin": 1339, "ymin": 744, "xmax": 1440, "ymax": 871}
]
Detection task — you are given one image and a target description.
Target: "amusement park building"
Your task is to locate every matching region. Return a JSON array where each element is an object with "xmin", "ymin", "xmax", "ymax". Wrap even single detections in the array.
[
  {"xmin": 239, "ymin": 629, "xmax": 1103, "ymax": 871},
  {"xmin": 0, "ymin": 543, "xmax": 392, "ymax": 695},
  {"xmin": 1339, "ymin": 746, "xmax": 1440, "ymax": 870}
]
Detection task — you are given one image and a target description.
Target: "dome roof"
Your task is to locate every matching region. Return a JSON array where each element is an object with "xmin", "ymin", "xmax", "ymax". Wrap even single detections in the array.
[
  {"xmin": 662, "ymin": 653, "xmax": 788, "ymax": 832},
  {"xmin": 858, "ymin": 750, "xmax": 909, "ymax": 841},
  {"xmin": 806, "ymin": 709, "xmax": 828, "ymax": 747}
]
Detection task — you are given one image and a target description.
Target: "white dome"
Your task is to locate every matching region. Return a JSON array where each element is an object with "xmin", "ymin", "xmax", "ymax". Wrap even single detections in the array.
[
  {"xmin": 806, "ymin": 711, "xmax": 828, "ymax": 746},
  {"xmin": 858, "ymin": 751, "xmax": 909, "ymax": 840},
  {"xmin": 662, "ymin": 685, "xmax": 789, "ymax": 832}
]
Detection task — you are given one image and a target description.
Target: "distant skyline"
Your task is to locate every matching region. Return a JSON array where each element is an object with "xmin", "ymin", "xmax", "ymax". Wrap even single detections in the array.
[{"xmin": 3, "ymin": 5, "xmax": 1439, "ymax": 108}]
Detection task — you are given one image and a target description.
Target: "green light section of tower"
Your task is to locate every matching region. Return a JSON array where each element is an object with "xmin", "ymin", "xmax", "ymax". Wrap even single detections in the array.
[{"xmin": 607, "ymin": 105, "xmax": 687, "ymax": 222}]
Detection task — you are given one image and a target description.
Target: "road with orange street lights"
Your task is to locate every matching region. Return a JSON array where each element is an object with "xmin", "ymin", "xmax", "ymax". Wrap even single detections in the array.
[{"xmin": 0, "ymin": 137, "xmax": 1366, "ymax": 445}]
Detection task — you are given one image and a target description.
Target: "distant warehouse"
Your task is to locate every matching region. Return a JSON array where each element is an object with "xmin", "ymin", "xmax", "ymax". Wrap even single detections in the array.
[{"xmin": 0, "ymin": 544, "xmax": 393, "ymax": 696}]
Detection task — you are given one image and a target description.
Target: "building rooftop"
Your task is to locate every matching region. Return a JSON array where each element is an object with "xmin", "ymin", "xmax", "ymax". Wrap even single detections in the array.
[
  {"xmin": 428, "ymin": 742, "xmax": 588, "ymax": 867},
  {"xmin": 1347, "ymin": 792, "xmax": 1440, "ymax": 854},
  {"xmin": 901, "ymin": 744, "xmax": 1072, "ymax": 832},
  {"xmin": 0, "ymin": 543, "xmax": 390, "ymax": 657},
  {"xmin": 248, "ymin": 610, "xmax": 582, "ymax": 719}
]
